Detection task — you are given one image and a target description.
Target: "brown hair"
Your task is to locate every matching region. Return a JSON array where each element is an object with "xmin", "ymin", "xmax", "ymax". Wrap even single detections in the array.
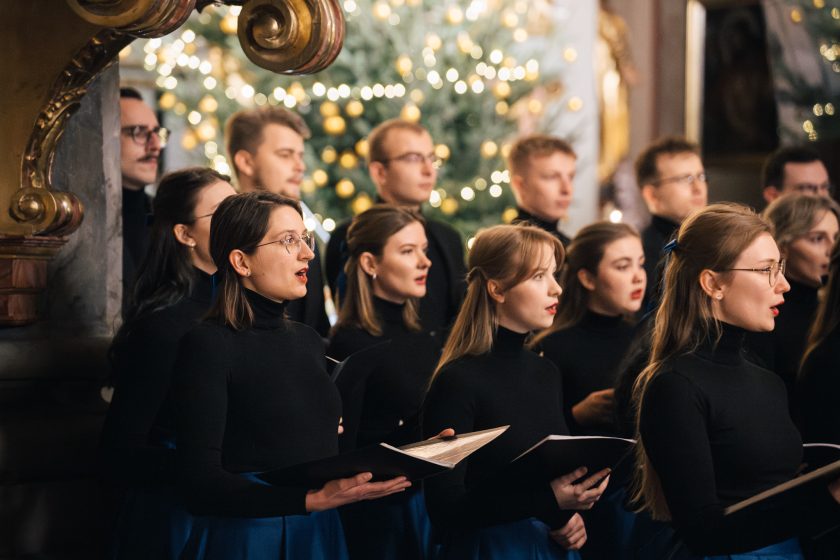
[
  {"xmin": 336, "ymin": 205, "xmax": 425, "ymax": 336},
  {"xmin": 208, "ymin": 191, "xmax": 303, "ymax": 330},
  {"xmin": 507, "ymin": 134, "xmax": 576, "ymax": 176},
  {"xmin": 801, "ymin": 237, "xmax": 840, "ymax": 371},
  {"xmin": 225, "ymin": 107, "xmax": 311, "ymax": 179},
  {"xmin": 431, "ymin": 224, "xmax": 565, "ymax": 382},
  {"xmin": 762, "ymin": 193, "xmax": 840, "ymax": 254},
  {"xmin": 634, "ymin": 136, "xmax": 700, "ymax": 187},
  {"xmin": 531, "ymin": 221, "xmax": 640, "ymax": 346},
  {"xmin": 366, "ymin": 118, "xmax": 429, "ymax": 165},
  {"xmin": 631, "ymin": 203, "xmax": 771, "ymax": 520}
]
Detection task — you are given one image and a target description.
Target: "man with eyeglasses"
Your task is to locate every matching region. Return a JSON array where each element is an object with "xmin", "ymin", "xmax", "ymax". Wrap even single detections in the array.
[
  {"xmin": 761, "ymin": 146, "xmax": 834, "ymax": 205},
  {"xmin": 507, "ymin": 134, "xmax": 576, "ymax": 246},
  {"xmin": 120, "ymin": 87, "xmax": 167, "ymax": 311},
  {"xmin": 325, "ymin": 119, "xmax": 466, "ymax": 335},
  {"xmin": 636, "ymin": 136, "xmax": 708, "ymax": 305},
  {"xmin": 224, "ymin": 106, "xmax": 330, "ymax": 336}
]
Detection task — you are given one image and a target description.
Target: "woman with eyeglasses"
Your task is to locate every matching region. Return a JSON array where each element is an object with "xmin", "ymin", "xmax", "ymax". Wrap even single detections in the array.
[
  {"xmin": 173, "ymin": 192, "xmax": 409, "ymax": 560},
  {"xmin": 748, "ymin": 194, "xmax": 840, "ymax": 406},
  {"xmin": 423, "ymin": 223, "xmax": 610, "ymax": 559},
  {"xmin": 101, "ymin": 167, "xmax": 236, "ymax": 559},
  {"xmin": 530, "ymin": 222, "xmax": 645, "ymax": 560},
  {"xmin": 326, "ymin": 205, "xmax": 441, "ymax": 560},
  {"xmin": 632, "ymin": 203, "xmax": 840, "ymax": 559}
]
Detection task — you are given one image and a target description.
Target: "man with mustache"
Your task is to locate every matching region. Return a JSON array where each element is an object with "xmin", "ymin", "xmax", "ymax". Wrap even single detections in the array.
[
  {"xmin": 225, "ymin": 107, "xmax": 330, "ymax": 336},
  {"xmin": 120, "ymin": 87, "xmax": 166, "ymax": 312}
]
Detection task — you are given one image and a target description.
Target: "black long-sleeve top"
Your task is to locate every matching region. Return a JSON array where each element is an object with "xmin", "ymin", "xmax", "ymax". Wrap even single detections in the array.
[
  {"xmin": 539, "ymin": 311, "xmax": 636, "ymax": 435},
  {"xmin": 325, "ymin": 214, "xmax": 466, "ymax": 335},
  {"xmin": 422, "ymin": 327, "xmax": 573, "ymax": 536},
  {"xmin": 640, "ymin": 215, "xmax": 679, "ymax": 307},
  {"xmin": 101, "ymin": 268, "xmax": 215, "ymax": 485},
  {"xmin": 513, "ymin": 208, "xmax": 571, "ymax": 247},
  {"xmin": 747, "ymin": 279, "xmax": 819, "ymax": 394},
  {"xmin": 639, "ymin": 323, "xmax": 840, "ymax": 556},
  {"xmin": 173, "ymin": 289, "xmax": 342, "ymax": 517},
  {"xmin": 797, "ymin": 326, "xmax": 840, "ymax": 443},
  {"xmin": 122, "ymin": 188, "xmax": 152, "ymax": 312},
  {"xmin": 327, "ymin": 297, "xmax": 441, "ymax": 449}
]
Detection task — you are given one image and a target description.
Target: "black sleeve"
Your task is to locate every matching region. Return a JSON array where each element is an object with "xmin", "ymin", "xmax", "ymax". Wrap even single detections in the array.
[
  {"xmin": 100, "ymin": 316, "xmax": 179, "ymax": 484},
  {"xmin": 325, "ymin": 221, "xmax": 349, "ymax": 299},
  {"xmin": 421, "ymin": 370, "xmax": 568, "ymax": 532},
  {"xmin": 641, "ymin": 371, "xmax": 840, "ymax": 556},
  {"xmin": 174, "ymin": 326, "xmax": 309, "ymax": 517}
]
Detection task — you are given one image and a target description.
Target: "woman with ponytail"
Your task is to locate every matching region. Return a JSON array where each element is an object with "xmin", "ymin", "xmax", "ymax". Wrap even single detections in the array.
[
  {"xmin": 633, "ymin": 203, "xmax": 840, "ymax": 559},
  {"xmin": 327, "ymin": 204, "xmax": 440, "ymax": 559},
  {"xmin": 172, "ymin": 192, "xmax": 410, "ymax": 560},
  {"xmin": 101, "ymin": 167, "xmax": 235, "ymax": 559},
  {"xmin": 423, "ymin": 223, "xmax": 610, "ymax": 559}
]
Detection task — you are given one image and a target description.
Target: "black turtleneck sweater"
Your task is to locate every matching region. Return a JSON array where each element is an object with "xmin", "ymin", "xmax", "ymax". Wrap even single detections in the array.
[
  {"xmin": 325, "ymin": 213, "xmax": 466, "ymax": 336},
  {"xmin": 422, "ymin": 327, "xmax": 572, "ymax": 535},
  {"xmin": 173, "ymin": 289, "xmax": 342, "ymax": 517},
  {"xmin": 641, "ymin": 214, "xmax": 679, "ymax": 307},
  {"xmin": 798, "ymin": 326, "xmax": 840, "ymax": 443},
  {"xmin": 327, "ymin": 297, "xmax": 442, "ymax": 449},
  {"xmin": 640, "ymin": 323, "xmax": 840, "ymax": 556},
  {"xmin": 747, "ymin": 279, "xmax": 819, "ymax": 394},
  {"xmin": 514, "ymin": 208, "xmax": 571, "ymax": 247},
  {"xmin": 101, "ymin": 268, "xmax": 215, "ymax": 485},
  {"xmin": 539, "ymin": 311, "xmax": 636, "ymax": 435},
  {"xmin": 122, "ymin": 188, "xmax": 152, "ymax": 312}
]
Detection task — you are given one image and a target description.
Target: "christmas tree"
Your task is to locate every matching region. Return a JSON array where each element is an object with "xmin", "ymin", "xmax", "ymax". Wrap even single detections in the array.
[{"xmin": 128, "ymin": 0, "xmax": 560, "ymax": 239}]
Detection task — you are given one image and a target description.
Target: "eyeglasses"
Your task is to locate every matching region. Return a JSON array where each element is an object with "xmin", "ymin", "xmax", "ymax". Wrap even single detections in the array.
[
  {"xmin": 121, "ymin": 125, "xmax": 169, "ymax": 147},
  {"xmin": 653, "ymin": 172, "xmax": 707, "ymax": 187},
  {"xmin": 718, "ymin": 259, "xmax": 786, "ymax": 287},
  {"xmin": 790, "ymin": 182, "xmax": 834, "ymax": 196},
  {"xmin": 255, "ymin": 231, "xmax": 315, "ymax": 254},
  {"xmin": 381, "ymin": 152, "xmax": 444, "ymax": 169}
]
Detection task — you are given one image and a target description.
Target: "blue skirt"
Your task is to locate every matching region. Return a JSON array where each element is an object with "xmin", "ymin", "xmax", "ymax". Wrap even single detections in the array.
[
  {"xmin": 437, "ymin": 517, "xmax": 583, "ymax": 560},
  {"xmin": 110, "ymin": 486, "xmax": 192, "ymax": 560},
  {"xmin": 580, "ymin": 485, "xmax": 637, "ymax": 560},
  {"xmin": 181, "ymin": 473, "xmax": 348, "ymax": 560},
  {"xmin": 340, "ymin": 488, "xmax": 433, "ymax": 559},
  {"xmin": 704, "ymin": 538, "xmax": 803, "ymax": 560}
]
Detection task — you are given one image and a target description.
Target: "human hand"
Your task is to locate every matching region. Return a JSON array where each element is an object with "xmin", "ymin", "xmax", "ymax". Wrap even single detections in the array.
[
  {"xmin": 550, "ymin": 466, "xmax": 610, "ymax": 510},
  {"xmin": 305, "ymin": 473, "xmax": 411, "ymax": 512},
  {"xmin": 571, "ymin": 389, "xmax": 615, "ymax": 427},
  {"xmin": 550, "ymin": 513, "xmax": 587, "ymax": 550}
]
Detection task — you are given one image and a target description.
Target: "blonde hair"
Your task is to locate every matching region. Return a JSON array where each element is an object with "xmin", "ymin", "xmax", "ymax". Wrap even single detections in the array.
[
  {"xmin": 431, "ymin": 224, "xmax": 565, "ymax": 383},
  {"xmin": 801, "ymin": 237, "xmax": 840, "ymax": 372},
  {"xmin": 532, "ymin": 221, "xmax": 640, "ymax": 347},
  {"xmin": 336, "ymin": 205, "xmax": 424, "ymax": 336},
  {"xmin": 630, "ymin": 203, "xmax": 772, "ymax": 520},
  {"xmin": 763, "ymin": 193, "xmax": 840, "ymax": 254}
]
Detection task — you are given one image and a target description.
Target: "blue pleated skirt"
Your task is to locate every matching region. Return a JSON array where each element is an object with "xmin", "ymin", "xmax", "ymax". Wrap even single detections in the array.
[
  {"xmin": 340, "ymin": 488, "xmax": 433, "ymax": 559},
  {"xmin": 437, "ymin": 517, "xmax": 583, "ymax": 560},
  {"xmin": 180, "ymin": 473, "xmax": 348, "ymax": 560},
  {"xmin": 110, "ymin": 486, "xmax": 193, "ymax": 560},
  {"xmin": 580, "ymin": 485, "xmax": 637, "ymax": 560}
]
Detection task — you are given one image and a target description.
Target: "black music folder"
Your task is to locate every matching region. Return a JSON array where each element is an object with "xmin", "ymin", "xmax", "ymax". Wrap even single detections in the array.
[{"xmin": 258, "ymin": 425, "xmax": 509, "ymax": 488}]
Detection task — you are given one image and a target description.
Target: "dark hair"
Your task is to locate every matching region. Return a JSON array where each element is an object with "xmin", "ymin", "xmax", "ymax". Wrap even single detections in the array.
[
  {"xmin": 120, "ymin": 87, "xmax": 144, "ymax": 101},
  {"xmin": 124, "ymin": 167, "xmax": 230, "ymax": 323},
  {"xmin": 635, "ymin": 136, "xmax": 700, "ymax": 187},
  {"xmin": 207, "ymin": 191, "xmax": 302, "ymax": 329},
  {"xmin": 531, "ymin": 221, "xmax": 640, "ymax": 346},
  {"xmin": 761, "ymin": 146, "xmax": 824, "ymax": 189},
  {"xmin": 801, "ymin": 237, "xmax": 840, "ymax": 371},
  {"xmin": 336, "ymin": 205, "xmax": 425, "ymax": 336},
  {"xmin": 225, "ymin": 107, "xmax": 311, "ymax": 179},
  {"xmin": 367, "ymin": 119, "xmax": 429, "ymax": 165}
]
